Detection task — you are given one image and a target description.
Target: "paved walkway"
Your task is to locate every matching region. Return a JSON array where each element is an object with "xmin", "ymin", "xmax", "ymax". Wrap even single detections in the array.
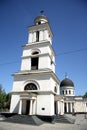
[
  {"xmin": 0, "ymin": 114, "xmax": 87, "ymax": 130},
  {"xmin": 0, "ymin": 121, "xmax": 87, "ymax": 130}
]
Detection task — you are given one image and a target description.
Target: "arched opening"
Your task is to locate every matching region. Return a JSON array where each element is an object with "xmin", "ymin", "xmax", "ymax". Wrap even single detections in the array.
[
  {"xmin": 32, "ymin": 51, "xmax": 39, "ymax": 55},
  {"xmin": 64, "ymin": 103, "xmax": 67, "ymax": 113},
  {"xmin": 36, "ymin": 31, "xmax": 39, "ymax": 42},
  {"xmin": 24, "ymin": 83, "xmax": 37, "ymax": 90},
  {"xmin": 31, "ymin": 57, "xmax": 38, "ymax": 70},
  {"xmin": 54, "ymin": 86, "xmax": 57, "ymax": 93},
  {"xmin": 66, "ymin": 90, "xmax": 67, "ymax": 95},
  {"xmin": 62, "ymin": 90, "xmax": 64, "ymax": 95},
  {"xmin": 31, "ymin": 51, "xmax": 39, "ymax": 70},
  {"xmin": 69, "ymin": 90, "xmax": 71, "ymax": 94}
]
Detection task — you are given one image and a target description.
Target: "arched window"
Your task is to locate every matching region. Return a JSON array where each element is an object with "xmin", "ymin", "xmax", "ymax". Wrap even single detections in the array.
[
  {"xmin": 62, "ymin": 90, "xmax": 64, "ymax": 95},
  {"xmin": 69, "ymin": 90, "xmax": 71, "ymax": 94},
  {"xmin": 31, "ymin": 57, "xmax": 38, "ymax": 70},
  {"xmin": 31, "ymin": 50, "xmax": 39, "ymax": 70},
  {"xmin": 24, "ymin": 83, "xmax": 37, "ymax": 90},
  {"xmin": 36, "ymin": 31, "xmax": 39, "ymax": 42},
  {"xmin": 66, "ymin": 90, "xmax": 67, "ymax": 94},
  {"xmin": 32, "ymin": 51, "xmax": 39, "ymax": 55}
]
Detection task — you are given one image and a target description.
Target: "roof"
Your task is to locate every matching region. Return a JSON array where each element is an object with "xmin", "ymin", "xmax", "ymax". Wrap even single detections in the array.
[
  {"xmin": 34, "ymin": 15, "xmax": 48, "ymax": 24},
  {"xmin": 60, "ymin": 78, "xmax": 74, "ymax": 87}
]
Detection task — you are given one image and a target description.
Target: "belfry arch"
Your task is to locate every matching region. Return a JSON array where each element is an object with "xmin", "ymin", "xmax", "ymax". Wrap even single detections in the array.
[
  {"xmin": 24, "ymin": 80, "xmax": 40, "ymax": 91},
  {"xmin": 24, "ymin": 83, "xmax": 37, "ymax": 90}
]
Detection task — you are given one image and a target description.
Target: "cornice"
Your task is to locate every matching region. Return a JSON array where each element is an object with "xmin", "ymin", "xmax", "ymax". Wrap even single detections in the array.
[
  {"xmin": 22, "ymin": 41, "xmax": 55, "ymax": 56},
  {"xmin": 13, "ymin": 70, "xmax": 60, "ymax": 84},
  {"xmin": 10, "ymin": 90, "xmax": 56, "ymax": 95},
  {"xmin": 27, "ymin": 22, "xmax": 53, "ymax": 38}
]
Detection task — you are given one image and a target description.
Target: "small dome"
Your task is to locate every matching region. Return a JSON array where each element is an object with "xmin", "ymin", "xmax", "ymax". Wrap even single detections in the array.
[
  {"xmin": 60, "ymin": 78, "xmax": 74, "ymax": 87},
  {"xmin": 34, "ymin": 15, "xmax": 48, "ymax": 25}
]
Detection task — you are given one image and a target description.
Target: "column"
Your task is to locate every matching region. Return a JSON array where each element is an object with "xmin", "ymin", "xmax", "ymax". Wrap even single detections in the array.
[
  {"xmin": 70, "ymin": 102, "xmax": 72, "ymax": 113},
  {"xmin": 18, "ymin": 99, "xmax": 22, "ymax": 114},
  {"xmin": 60, "ymin": 101, "xmax": 63, "ymax": 115},
  {"xmin": 62, "ymin": 101, "xmax": 64, "ymax": 114},
  {"xmin": 39, "ymin": 30, "xmax": 43, "ymax": 41},
  {"xmin": 33, "ymin": 32, "xmax": 36, "ymax": 42},
  {"xmin": 61, "ymin": 101, "xmax": 64, "ymax": 115},
  {"xmin": 86, "ymin": 103, "xmax": 87, "ymax": 112},
  {"xmin": 28, "ymin": 32, "xmax": 32, "ymax": 43},
  {"xmin": 74, "ymin": 102, "xmax": 76, "ymax": 113},
  {"xmin": 66, "ymin": 102, "xmax": 68, "ymax": 113},
  {"xmin": 29, "ymin": 100, "xmax": 33, "ymax": 115},
  {"xmin": 33, "ymin": 100, "xmax": 36, "ymax": 115},
  {"xmin": 57, "ymin": 101, "xmax": 60, "ymax": 114},
  {"xmin": 44, "ymin": 30, "xmax": 48, "ymax": 40}
]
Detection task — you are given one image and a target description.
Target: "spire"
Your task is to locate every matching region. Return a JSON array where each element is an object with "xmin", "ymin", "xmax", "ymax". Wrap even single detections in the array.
[{"xmin": 65, "ymin": 72, "xmax": 68, "ymax": 79}]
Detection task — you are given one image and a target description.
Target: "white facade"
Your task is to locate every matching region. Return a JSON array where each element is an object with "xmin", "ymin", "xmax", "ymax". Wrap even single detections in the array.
[
  {"xmin": 10, "ymin": 14, "xmax": 87, "ymax": 117},
  {"xmin": 10, "ymin": 14, "xmax": 60, "ymax": 116}
]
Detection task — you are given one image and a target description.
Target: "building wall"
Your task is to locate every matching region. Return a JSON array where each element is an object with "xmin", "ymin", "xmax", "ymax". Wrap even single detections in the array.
[
  {"xmin": 10, "ymin": 94, "xmax": 20, "ymax": 113},
  {"xmin": 21, "ymin": 43, "xmax": 55, "ymax": 72},
  {"xmin": 10, "ymin": 73, "xmax": 59, "ymax": 114},
  {"xmin": 12, "ymin": 74, "xmax": 58, "ymax": 92},
  {"xmin": 60, "ymin": 86, "xmax": 74, "ymax": 96},
  {"xmin": 75, "ymin": 101, "xmax": 86, "ymax": 112},
  {"xmin": 37, "ymin": 94, "xmax": 54, "ymax": 115},
  {"xmin": 28, "ymin": 25, "xmax": 52, "ymax": 44}
]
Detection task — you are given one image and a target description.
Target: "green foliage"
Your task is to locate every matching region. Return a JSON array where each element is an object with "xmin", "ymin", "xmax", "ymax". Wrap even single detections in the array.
[
  {"xmin": 0, "ymin": 85, "xmax": 11, "ymax": 111},
  {"xmin": 83, "ymin": 92, "xmax": 87, "ymax": 98}
]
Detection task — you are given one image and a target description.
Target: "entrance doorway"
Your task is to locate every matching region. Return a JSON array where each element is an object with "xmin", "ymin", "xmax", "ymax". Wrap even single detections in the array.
[
  {"xmin": 64, "ymin": 103, "xmax": 67, "ymax": 113},
  {"xmin": 54, "ymin": 102, "xmax": 57, "ymax": 114},
  {"xmin": 26, "ymin": 100, "xmax": 30, "ymax": 115}
]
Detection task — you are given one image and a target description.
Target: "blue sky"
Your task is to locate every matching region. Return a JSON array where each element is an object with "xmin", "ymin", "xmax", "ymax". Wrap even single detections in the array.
[{"xmin": 0, "ymin": 0, "xmax": 87, "ymax": 95}]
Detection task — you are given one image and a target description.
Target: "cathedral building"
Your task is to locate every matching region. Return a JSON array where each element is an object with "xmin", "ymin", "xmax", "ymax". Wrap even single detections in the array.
[{"xmin": 10, "ymin": 14, "xmax": 87, "ymax": 116}]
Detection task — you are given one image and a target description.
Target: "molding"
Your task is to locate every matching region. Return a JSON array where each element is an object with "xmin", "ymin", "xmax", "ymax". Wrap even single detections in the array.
[
  {"xmin": 22, "ymin": 53, "xmax": 50, "ymax": 59},
  {"xmin": 27, "ymin": 22, "xmax": 53, "ymax": 38},
  {"xmin": 12, "ymin": 70, "xmax": 60, "ymax": 84},
  {"xmin": 10, "ymin": 90, "xmax": 56, "ymax": 95},
  {"xmin": 22, "ymin": 41, "xmax": 55, "ymax": 56}
]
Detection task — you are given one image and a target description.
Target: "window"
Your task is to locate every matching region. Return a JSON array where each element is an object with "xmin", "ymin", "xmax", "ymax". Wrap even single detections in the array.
[
  {"xmin": 31, "ymin": 57, "xmax": 38, "ymax": 70},
  {"xmin": 32, "ymin": 51, "xmax": 39, "ymax": 55},
  {"xmin": 36, "ymin": 31, "xmax": 39, "ymax": 42},
  {"xmin": 24, "ymin": 83, "xmax": 37, "ymax": 90},
  {"xmin": 66, "ymin": 90, "xmax": 67, "ymax": 94},
  {"xmin": 62, "ymin": 90, "xmax": 64, "ymax": 95},
  {"xmin": 38, "ymin": 21, "xmax": 41, "ymax": 25},
  {"xmin": 42, "ymin": 108, "xmax": 45, "ymax": 110},
  {"xmin": 69, "ymin": 90, "xmax": 71, "ymax": 94}
]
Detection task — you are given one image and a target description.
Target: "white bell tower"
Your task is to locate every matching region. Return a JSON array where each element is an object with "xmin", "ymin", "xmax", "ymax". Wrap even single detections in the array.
[
  {"xmin": 21, "ymin": 14, "xmax": 55, "ymax": 73},
  {"xmin": 10, "ymin": 13, "xmax": 60, "ymax": 116}
]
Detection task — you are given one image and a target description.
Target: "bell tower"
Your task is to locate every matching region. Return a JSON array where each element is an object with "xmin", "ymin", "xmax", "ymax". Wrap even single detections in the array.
[
  {"xmin": 21, "ymin": 14, "xmax": 55, "ymax": 72},
  {"xmin": 28, "ymin": 14, "xmax": 52, "ymax": 44},
  {"xmin": 10, "ymin": 13, "xmax": 60, "ymax": 116}
]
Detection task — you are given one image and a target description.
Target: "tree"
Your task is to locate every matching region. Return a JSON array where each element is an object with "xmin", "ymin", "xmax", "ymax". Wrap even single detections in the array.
[
  {"xmin": 83, "ymin": 92, "xmax": 87, "ymax": 98},
  {"xmin": 0, "ymin": 85, "xmax": 11, "ymax": 111},
  {"xmin": 0, "ymin": 85, "xmax": 6, "ymax": 111},
  {"xmin": 5, "ymin": 93, "xmax": 11, "ymax": 109}
]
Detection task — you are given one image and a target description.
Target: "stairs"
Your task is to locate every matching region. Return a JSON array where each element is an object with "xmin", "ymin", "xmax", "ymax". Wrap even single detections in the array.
[
  {"xmin": 53, "ymin": 115, "xmax": 75, "ymax": 124},
  {"xmin": 0, "ymin": 113, "xmax": 75, "ymax": 125},
  {"xmin": 2, "ymin": 115, "xmax": 44, "ymax": 126}
]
